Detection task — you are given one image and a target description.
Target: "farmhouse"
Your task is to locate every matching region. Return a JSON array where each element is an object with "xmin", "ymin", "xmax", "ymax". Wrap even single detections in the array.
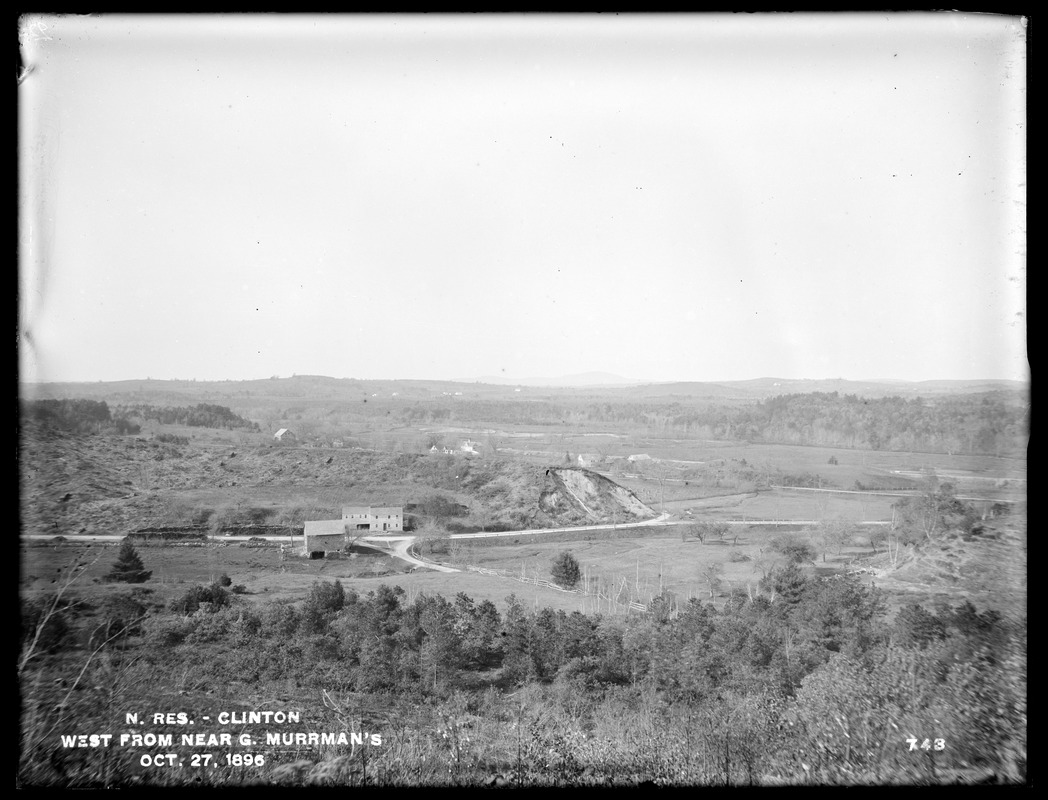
[
  {"xmin": 302, "ymin": 506, "xmax": 404, "ymax": 556},
  {"xmin": 274, "ymin": 428, "xmax": 296, "ymax": 443},
  {"xmin": 342, "ymin": 506, "xmax": 403, "ymax": 532}
]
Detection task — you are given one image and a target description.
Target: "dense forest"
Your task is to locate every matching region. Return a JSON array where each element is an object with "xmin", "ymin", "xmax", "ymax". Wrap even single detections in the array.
[
  {"xmin": 20, "ymin": 558, "xmax": 1026, "ymax": 786},
  {"xmin": 22, "ymin": 399, "xmax": 140, "ymax": 435},
  {"xmin": 22, "ymin": 399, "xmax": 259, "ymax": 435},
  {"xmin": 111, "ymin": 403, "xmax": 260, "ymax": 432},
  {"xmin": 387, "ymin": 392, "xmax": 1026, "ymax": 456}
]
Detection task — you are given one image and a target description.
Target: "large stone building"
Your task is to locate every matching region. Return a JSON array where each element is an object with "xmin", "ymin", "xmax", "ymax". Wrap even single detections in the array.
[
  {"xmin": 341, "ymin": 506, "xmax": 403, "ymax": 533},
  {"xmin": 302, "ymin": 506, "xmax": 403, "ymax": 556}
]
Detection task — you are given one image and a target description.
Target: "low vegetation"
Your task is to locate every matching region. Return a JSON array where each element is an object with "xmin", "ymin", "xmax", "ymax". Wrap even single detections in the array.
[{"xmin": 19, "ymin": 562, "xmax": 1025, "ymax": 786}]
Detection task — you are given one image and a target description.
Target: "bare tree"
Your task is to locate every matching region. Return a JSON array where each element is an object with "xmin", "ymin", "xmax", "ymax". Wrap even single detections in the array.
[
  {"xmin": 701, "ymin": 562, "xmax": 724, "ymax": 599},
  {"xmin": 814, "ymin": 516, "xmax": 856, "ymax": 561}
]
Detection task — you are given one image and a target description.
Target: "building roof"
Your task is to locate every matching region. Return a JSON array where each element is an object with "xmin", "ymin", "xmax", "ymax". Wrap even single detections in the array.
[
  {"xmin": 342, "ymin": 506, "xmax": 402, "ymax": 516},
  {"xmin": 304, "ymin": 519, "xmax": 348, "ymax": 536}
]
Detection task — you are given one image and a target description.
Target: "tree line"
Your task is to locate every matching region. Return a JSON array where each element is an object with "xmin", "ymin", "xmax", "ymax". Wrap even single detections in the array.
[
  {"xmin": 385, "ymin": 391, "xmax": 1025, "ymax": 456},
  {"xmin": 110, "ymin": 402, "xmax": 260, "ymax": 431},
  {"xmin": 22, "ymin": 398, "xmax": 140, "ymax": 435}
]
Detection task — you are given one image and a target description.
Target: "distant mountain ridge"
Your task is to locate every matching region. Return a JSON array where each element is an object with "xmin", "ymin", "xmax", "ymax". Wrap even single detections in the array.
[{"xmin": 21, "ymin": 374, "xmax": 1027, "ymax": 405}]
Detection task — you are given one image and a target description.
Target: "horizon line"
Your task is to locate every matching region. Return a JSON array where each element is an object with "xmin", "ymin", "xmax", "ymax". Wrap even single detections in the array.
[{"xmin": 18, "ymin": 374, "xmax": 1029, "ymax": 386}]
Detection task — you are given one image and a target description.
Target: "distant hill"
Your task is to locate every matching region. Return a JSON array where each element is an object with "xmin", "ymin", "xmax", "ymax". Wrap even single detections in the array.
[
  {"xmin": 20, "ymin": 375, "xmax": 1028, "ymax": 406},
  {"xmin": 619, "ymin": 377, "xmax": 1028, "ymax": 401},
  {"xmin": 468, "ymin": 372, "xmax": 647, "ymax": 387}
]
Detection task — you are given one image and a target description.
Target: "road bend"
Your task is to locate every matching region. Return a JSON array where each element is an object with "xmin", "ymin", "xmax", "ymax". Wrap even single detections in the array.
[{"xmin": 24, "ymin": 512, "xmax": 893, "ymax": 572}]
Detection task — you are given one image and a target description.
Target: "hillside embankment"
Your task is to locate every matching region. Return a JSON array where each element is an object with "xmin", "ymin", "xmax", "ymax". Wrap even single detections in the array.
[
  {"xmin": 538, "ymin": 467, "xmax": 654, "ymax": 523},
  {"xmin": 20, "ymin": 430, "xmax": 655, "ymax": 537}
]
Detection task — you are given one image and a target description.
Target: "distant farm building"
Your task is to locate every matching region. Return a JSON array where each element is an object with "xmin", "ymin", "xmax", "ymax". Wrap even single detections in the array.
[
  {"xmin": 460, "ymin": 439, "xmax": 480, "ymax": 455},
  {"xmin": 342, "ymin": 506, "xmax": 403, "ymax": 533},
  {"xmin": 302, "ymin": 505, "xmax": 403, "ymax": 556},
  {"xmin": 627, "ymin": 453, "xmax": 652, "ymax": 463},
  {"xmin": 274, "ymin": 428, "xmax": 296, "ymax": 443}
]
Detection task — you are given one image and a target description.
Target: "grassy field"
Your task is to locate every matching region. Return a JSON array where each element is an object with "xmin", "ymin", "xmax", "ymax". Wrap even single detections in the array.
[
  {"xmin": 449, "ymin": 525, "xmax": 879, "ymax": 612},
  {"xmin": 20, "ymin": 541, "xmax": 593, "ymax": 615}
]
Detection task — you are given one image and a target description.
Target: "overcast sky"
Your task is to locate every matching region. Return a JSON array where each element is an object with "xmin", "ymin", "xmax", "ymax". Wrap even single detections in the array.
[{"xmin": 19, "ymin": 13, "xmax": 1027, "ymax": 384}]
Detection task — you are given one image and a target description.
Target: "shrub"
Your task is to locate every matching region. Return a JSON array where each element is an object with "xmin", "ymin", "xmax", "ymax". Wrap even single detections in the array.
[
  {"xmin": 155, "ymin": 433, "xmax": 189, "ymax": 445},
  {"xmin": 89, "ymin": 594, "xmax": 147, "ymax": 646},
  {"xmin": 769, "ymin": 535, "xmax": 817, "ymax": 565},
  {"xmin": 551, "ymin": 551, "xmax": 581, "ymax": 589},
  {"xmin": 218, "ymin": 573, "xmax": 233, "ymax": 587},
  {"xmin": 170, "ymin": 583, "xmax": 230, "ymax": 615},
  {"xmin": 307, "ymin": 580, "xmax": 346, "ymax": 613}
]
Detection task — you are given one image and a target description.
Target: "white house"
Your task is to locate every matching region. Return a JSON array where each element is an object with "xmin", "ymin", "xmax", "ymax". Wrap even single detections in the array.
[
  {"xmin": 274, "ymin": 428, "xmax": 296, "ymax": 443},
  {"xmin": 341, "ymin": 506, "xmax": 403, "ymax": 533}
]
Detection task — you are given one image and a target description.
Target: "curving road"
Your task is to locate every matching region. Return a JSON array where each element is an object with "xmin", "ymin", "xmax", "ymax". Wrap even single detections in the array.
[{"xmin": 24, "ymin": 511, "xmax": 893, "ymax": 574}]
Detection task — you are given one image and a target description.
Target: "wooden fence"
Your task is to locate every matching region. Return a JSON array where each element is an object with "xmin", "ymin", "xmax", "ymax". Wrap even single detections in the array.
[{"xmin": 465, "ymin": 564, "xmax": 647, "ymax": 613}]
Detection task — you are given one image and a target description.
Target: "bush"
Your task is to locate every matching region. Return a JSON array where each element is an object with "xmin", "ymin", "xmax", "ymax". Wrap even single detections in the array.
[
  {"xmin": 89, "ymin": 594, "xmax": 146, "ymax": 646},
  {"xmin": 155, "ymin": 433, "xmax": 189, "ymax": 445},
  {"xmin": 170, "ymin": 583, "xmax": 230, "ymax": 615},
  {"xmin": 307, "ymin": 580, "xmax": 345, "ymax": 613},
  {"xmin": 770, "ymin": 535, "xmax": 817, "ymax": 565},
  {"xmin": 551, "ymin": 551, "xmax": 581, "ymax": 589},
  {"xmin": 218, "ymin": 573, "xmax": 233, "ymax": 587}
]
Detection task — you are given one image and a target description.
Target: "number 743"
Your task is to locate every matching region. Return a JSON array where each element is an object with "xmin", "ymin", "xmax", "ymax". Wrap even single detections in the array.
[{"xmin": 907, "ymin": 738, "xmax": 946, "ymax": 751}]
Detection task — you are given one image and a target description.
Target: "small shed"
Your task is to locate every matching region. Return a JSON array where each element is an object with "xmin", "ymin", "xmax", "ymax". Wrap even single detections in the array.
[{"xmin": 274, "ymin": 428, "xmax": 297, "ymax": 443}]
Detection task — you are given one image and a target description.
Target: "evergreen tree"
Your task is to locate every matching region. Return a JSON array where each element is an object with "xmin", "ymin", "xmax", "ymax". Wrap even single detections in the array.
[
  {"xmin": 105, "ymin": 541, "xmax": 152, "ymax": 584},
  {"xmin": 551, "ymin": 551, "xmax": 582, "ymax": 589}
]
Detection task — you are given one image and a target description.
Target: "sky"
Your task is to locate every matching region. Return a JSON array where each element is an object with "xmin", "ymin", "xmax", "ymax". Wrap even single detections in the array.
[{"xmin": 18, "ymin": 13, "xmax": 1027, "ymax": 385}]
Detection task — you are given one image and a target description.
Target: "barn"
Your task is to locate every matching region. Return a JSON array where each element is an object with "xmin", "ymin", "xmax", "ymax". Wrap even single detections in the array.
[
  {"xmin": 302, "ymin": 519, "xmax": 351, "ymax": 556},
  {"xmin": 274, "ymin": 428, "xmax": 297, "ymax": 443}
]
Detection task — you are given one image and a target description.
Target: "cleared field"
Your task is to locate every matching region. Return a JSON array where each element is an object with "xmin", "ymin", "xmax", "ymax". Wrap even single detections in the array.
[
  {"xmin": 688, "ymin": 489, "xmax": 898, "ymax": 522},
  {"xmin": 19, "ymin": 541, "xmax": 592, "ymax": 615},
  {"xmin": 452, "ymin": 526, "xmax": 879, "ymax": 613}
]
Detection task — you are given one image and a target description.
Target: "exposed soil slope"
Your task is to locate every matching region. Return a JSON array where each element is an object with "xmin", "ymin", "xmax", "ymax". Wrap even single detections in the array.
[{"xmin": 538, "ymin": 467, "xmax": 654, "ymax": 524}]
